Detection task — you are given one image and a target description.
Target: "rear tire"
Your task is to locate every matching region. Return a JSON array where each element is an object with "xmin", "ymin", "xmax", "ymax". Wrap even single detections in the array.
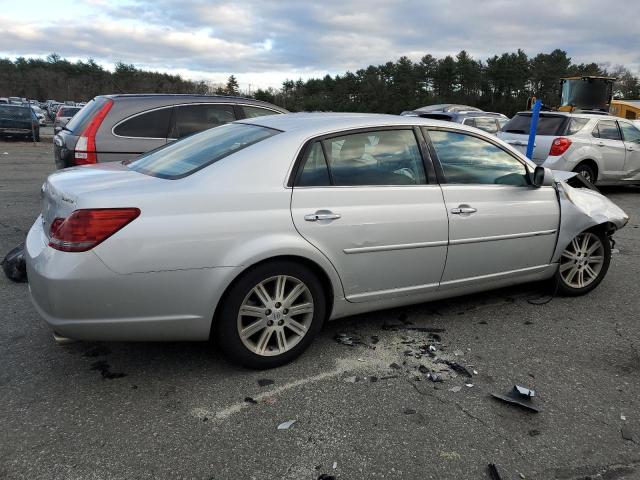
[
  {"xmin": 554, "ymin": 228, "xmax": 611, "ymax": 296},
  {"xmin": 213, "ymin": 260, "xmax": 326, "ymax": 369},
  {"xmin": 573, "ymin": 163, "xmax": 596, "ymax": 184}
]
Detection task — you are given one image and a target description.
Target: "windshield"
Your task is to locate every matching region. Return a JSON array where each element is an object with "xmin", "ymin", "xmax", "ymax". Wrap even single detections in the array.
[
  {"xmin": 0, "ymin": 105, "xmax": 31, "ymax": 120},
  {"xmin": 128, "ymin": 123, "xmax": 281, "ymax": 179}
]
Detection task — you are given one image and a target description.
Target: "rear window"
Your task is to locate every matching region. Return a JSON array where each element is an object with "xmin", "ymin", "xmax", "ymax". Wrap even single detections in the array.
[
  {"xmin": 65, "ymin": 97, "xmax": 110, "ymax": 134},
  {"xmin": 566, "ymin": 117, "xmax": 589, "ymax": 135},
  {"xmin": 501, "ymin": 113, "xmax": 568, "ymax": 136},
  {"xmin": 128, "ymin": 123, "xmax": 280, "ymax": 179},
  {"xmin": 0, "ymin": 105, "xmax": 31, "ymax": 120},
  {"xmin": 60, "ymin": 107, "xmax": 80, "ymax": 117}
]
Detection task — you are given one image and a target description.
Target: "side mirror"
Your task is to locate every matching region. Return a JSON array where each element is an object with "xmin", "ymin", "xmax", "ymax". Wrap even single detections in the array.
[{"xmin": 532, "ymin": 166, "xmax": 554, "ymax": 187}]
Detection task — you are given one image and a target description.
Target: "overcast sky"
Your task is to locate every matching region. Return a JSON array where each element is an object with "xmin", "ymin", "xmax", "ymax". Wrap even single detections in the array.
[{"xmin": 1, "ymin": 0, "xmax": 639, "ymax": 90}]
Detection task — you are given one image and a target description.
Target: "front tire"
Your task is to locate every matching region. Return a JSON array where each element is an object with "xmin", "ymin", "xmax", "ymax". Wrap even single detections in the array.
[
  {"xmin": 214, "ymin": 260, "xmax": 326, "ymax": 368},
  {"xmin": 555, "ymin": 229, "xmax": 611, "ymax": 296}
]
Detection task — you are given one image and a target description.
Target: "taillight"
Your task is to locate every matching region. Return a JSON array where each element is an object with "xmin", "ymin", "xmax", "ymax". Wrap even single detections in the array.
[
  {"xmin": 55, "ymin": 108, "xmax": 63, "ymax": 119},
  {"xmin": 48, "ymin": 208, "xmax": 140, "ymax": 252},
  {"xmin": 549, "ymin": 137, "xmax": 572, "ymax": 156},
  {"xmin": 74, "ymin": 99, "xmax": 113, "ymax": 165}
]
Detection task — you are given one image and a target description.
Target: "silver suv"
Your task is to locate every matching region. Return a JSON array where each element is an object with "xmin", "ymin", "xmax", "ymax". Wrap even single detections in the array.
[
  {"xmin": 53, "ymin": 94, "xmax": 287, "ymax": 169},
  {"xmin": 498, "ymin": 112, "xmax": 640, "ymax": 184}
]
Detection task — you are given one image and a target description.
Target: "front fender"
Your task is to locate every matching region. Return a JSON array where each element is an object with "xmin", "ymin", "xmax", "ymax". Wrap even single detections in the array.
[{"xmin": 552, "ymin": 180, "xmax": 629, "ymax": 262}]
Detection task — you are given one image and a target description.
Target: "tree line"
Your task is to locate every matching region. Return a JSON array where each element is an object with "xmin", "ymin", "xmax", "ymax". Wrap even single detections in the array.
[{"xmin": 1, "ymin": 50, "xmax": 638, "ymax": 116}]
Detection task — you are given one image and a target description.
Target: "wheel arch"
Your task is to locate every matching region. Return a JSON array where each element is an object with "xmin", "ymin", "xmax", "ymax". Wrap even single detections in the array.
[
  {"xmin": 573, "ymin": 158, "xmax": 599, "ymax": 181},
  {"xmin": 209, "ymin": 254, "xmax": 338, "ymax": 339}
]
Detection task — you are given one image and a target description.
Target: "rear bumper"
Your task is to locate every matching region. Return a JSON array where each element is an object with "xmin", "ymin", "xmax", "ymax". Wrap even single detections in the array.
[
  {"xmin": 0, "ymin": 128, "xmax": 32, "ymax": 135},
  {"xmin": 26, "ymin": 217, "xmax": 237, "ymax": 341}
]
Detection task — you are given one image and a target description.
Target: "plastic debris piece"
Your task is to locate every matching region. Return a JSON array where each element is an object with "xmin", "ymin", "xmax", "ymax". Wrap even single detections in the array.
[
  {"xmin": 621, "ymin": 414, "xmax": 626, "ymax": 421},
  {"xmin": 491, "ymin": 385, "xmax": 541, "ymax": 413},
  {"xmin": 428, "ymin": 345, "xmax": 437, "ymax": 352},
  {"xmin": 343, "ymin": 376, "xmax": 357, "ymax": 383},
  {"xmin": 449, "ymin": 386, "xmax": 462, "ymax": 393},
  {"xmin": 465, "ymin": 383, "xmax": 474, "ymax": 388},
  {"xmin": 244, "ymin": 396, "xmax": 258, "ymax": 404},
  {"xmin": 427, "ymin": 373, "xmax": 443, "ymax": 383},
  {"xmin": 444, "ymin": 360, "xmax": 473, "ymax": 378},
  {"xmin": 473, "ymin": 370, "xmax": 478, "ymax": 375},
  {"xmin": 257, "ymin": 378, "xmax": 274, "ymax": 387},
  {"xmin": 332, "ymin": 462, "xmax": 337, "ymax": 469},
  {"xmin": 621, "ymin": 427, "xmax": 636, "ymax": 442},
  {"xmin": 277, "ymin": 420, "xmax": 296, "ymax": 430},
  {"xmin": 370, "ymin": 376, "xmax": 378, "ymax": 383},
  {"xmin": 487, "ymin": 463, "xmax": 502, "ymax": 480},
  {"xmin": 515, "ymin": 385, "xmax": 535, "ymax": 397},
  {"xmin": 1, "ymin": 243, "xmax": 27, "ymax": 283},
  {"xmin": 403, "ymin": 408, "xmax": 416, "ymax": 415}
]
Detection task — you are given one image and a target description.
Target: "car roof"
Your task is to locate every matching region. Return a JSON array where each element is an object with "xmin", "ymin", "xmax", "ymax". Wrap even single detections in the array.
[
  {"xmin": 98, "ymin": 93, "xmax": 286, "ymax": 110},
  {"xmin": 236, "ymin": 112, "xmax": 473, "ymax": 136},
  {"xmin": 512, "ymin": 110, "xmax": 618, "ymax": 120}
]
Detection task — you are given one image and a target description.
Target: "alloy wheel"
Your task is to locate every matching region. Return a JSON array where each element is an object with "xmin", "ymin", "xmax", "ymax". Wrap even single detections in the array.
[
  {"xmin": 237, "ymin": 275, "xmax": 314, "ymax": 356},
  {"xmin": 559, "ymin": 232, "xmax": 605, "ymax": 289}
]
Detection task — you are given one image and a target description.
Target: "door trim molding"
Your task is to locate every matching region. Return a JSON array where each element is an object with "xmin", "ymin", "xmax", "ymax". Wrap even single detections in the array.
[
  {"xmin": 343, "ymin": 240, "xmax": 448, "ymax": 254},
  {"xmin": 449, "ymin": 229, "xmax": 556, "ymax": 246}
]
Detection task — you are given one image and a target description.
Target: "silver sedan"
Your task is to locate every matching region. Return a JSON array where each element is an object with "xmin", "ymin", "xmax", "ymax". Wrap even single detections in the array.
[{"xmin": 26, "ymin": 113, "xmax": 629, "ymax": 368}]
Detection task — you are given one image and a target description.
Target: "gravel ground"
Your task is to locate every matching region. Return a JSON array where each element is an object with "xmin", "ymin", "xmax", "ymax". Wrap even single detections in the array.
[{"xmin": 1, "ymin": 141, "xmax": 639, "ymax": 480}]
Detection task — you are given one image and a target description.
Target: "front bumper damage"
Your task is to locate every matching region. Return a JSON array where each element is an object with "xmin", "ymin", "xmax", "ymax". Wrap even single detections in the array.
[{"xmin": 551, "ymin": 172, "xmax": 629, "ymax": 262}]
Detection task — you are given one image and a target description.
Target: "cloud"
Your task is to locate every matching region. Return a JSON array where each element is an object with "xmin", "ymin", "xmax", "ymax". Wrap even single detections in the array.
[{"xmin": 1, "ymin": 0, "xmax": 639, "ymax": 88}]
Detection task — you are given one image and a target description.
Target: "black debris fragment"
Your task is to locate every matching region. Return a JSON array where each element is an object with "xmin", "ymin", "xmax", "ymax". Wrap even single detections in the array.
[
  {"xmin": 621, "ymin": 427, "xmax": 636, "ymax": 443},
  {"xmin": 427, "ymin": 373, "xmax": 443, "ymax": 382},
  {"xmin": 418, "ymin": 365, "xmax": 430, "ymax": 374},
  {"xmin": 487, "ymin": 463, "xmax": 502, "ymax": 480},
  {"xmin": 90, "ymin": 360, "xmax": 127, "ymax": 379},
  {"xmin": 379, "ymin": 375, "xmax": 399, "ymax": 380},
  {"xmin": 257, "ymin": 378, "xmax": 274, "ymax": 387},
  {"xmin": 318, "ymin": 475, "xmax": 336, "ymax": 480},
  {"xmin": 403, "ymin": 408, "xmax": 416, "ymax": 415},
  {"xmin": 1, "ymin": 243, "xmax": 27, "ymax": 283},
  {"xmin": 528, "ymin": 429, "xmax": 540, "ymax": 437},
  {"xmin": 491, "ymin": 385, "xmax": 541, "ymax": 413},
  {"xmin": 478, "ymin": 321, "xmax": 488, "ymax": 325},
  {"xmin": 244, "ymin": 396, "xmax": 258, "ymax": 404},
  {"xmin": 370, "ymin": 376, "xmax": 378, "ymax": 383},
  {"xmin": 524, "ymin": 321, "xmax": 533, "ymax": 325},
  {"xmin": 334, "ymin": 332, "xmax": 355, "ymax": 346},
  {"xmin": 444, "ymin": 360, "xmax": 473, "ymax": 378}
]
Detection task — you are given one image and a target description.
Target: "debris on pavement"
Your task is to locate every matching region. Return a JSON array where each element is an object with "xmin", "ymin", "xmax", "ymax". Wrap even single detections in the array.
[
  {"xmin": 403, "ymin": 408, "xmax": 416, "ymax": 415},
  {"xmin": 621, "ymin": 426, "xmax": 636, "ymax": 442},
  {"xmin": 1, "ymin": 243, "xmax": 27, "ymax": 283},
  {"xmin": 317, "ymin": 475, "xmax": 336, "ymax": 480},
  {"xmin": 277, "ymin": 420, "xmax": 296, "ymax": 430},
  {"xmin": 257, "ymin": 378, "xmax": 274, "ymax": 387},
  {"xmin": 90, "ymin": 360, "xmax": 127, "ymax": 380},
  {"xmin": 444, "ymin": 360, "xmax": 473, "ymax": 378},
  {"xmin": 343, "ymin": 376, "xmax": 358, "ymax": 383},
  {"xmin": 491, "ymin": 385, "xmax": 541, "ymax": 413},
  {"xmin": 244, "ymin": 396, "xmax": 258, "ymax": 404},
  {"xmin": 487, "ymin": 463, "xmax": 502, "ymax": 480},
  {"xmin": 449, "ymin": 386, "xmax": 462, "ymax": 393}
]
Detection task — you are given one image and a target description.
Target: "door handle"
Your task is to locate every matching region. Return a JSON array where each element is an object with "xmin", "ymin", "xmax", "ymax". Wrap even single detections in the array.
[
  {"xmin": 304, "ymin": 211, "xmax": 341, "ymax": 222},
  {"xmin": 451, "ymin": 206, "xmax": 477, "ymax": 215}
]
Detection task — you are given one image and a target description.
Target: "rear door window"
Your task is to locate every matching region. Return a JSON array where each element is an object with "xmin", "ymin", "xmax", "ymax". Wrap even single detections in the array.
[
  {"xmin": 593, "ymin": 120, "xmax": 621, "ymax": 140},
  {"xmin": 297, "ymin": 142, "xmax": 331, "ymax": 186},
  {"xmin": 501, "ymin": 113, "xmax": 568, "ymax": 135},
  {"xmin": 323, "ymin": 129, "xmax": 426, "ymax": 186},
  {"xmin": 113, "ymin": 107, "xmax": 172, "ymax": 138},
  {"xmin": 242, "ymin": 105, "xmax": 280, "ymax": 118},
  {"xmin": 171, "ymin": 104, "xmax": 236, "ymax": 138}
]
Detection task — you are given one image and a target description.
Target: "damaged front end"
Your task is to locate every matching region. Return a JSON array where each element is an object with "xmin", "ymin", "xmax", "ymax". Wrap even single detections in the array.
[{"xmin": 551, "ymin": 171, "xmax": 629, "ymax": 262}]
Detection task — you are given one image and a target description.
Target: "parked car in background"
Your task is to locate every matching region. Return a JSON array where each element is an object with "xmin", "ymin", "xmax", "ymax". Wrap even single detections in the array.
[
  {"xmin": 498, "ymin": 112, "xmax": 640, "ymax": 185},
  {"xmin": 0, "ymin": 97, "xmax": 8, "ymax": 104},
  {"xmin": 53, "ymin": 94, "xmax": 287, "ymax": 169},
  {"xmin": 53, "ymin": 105, "xmax": 81, "ymax": 133},
  {"xmin": 47, "ymin": 103, "xmax": 62, "ymax": 121},
  {"xmin": 402, "ymin": 104, "xmax": 508, "ymax": 134},
  {"xmin": 8, "ymin": 97, "xmax": 23, "ymax": 105},
  {"xmin": 0, "ymin": 104, "xmax": 40, "ymax": 141},
  {"xmin": 31, "ymin": 105, "xmax": 47, "ymax": 126}
]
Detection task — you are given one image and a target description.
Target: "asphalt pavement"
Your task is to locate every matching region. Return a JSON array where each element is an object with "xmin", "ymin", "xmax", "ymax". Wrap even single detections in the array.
[{"xmin": 1, "ymin": 140, "xmax": 639, "ymax": 480}]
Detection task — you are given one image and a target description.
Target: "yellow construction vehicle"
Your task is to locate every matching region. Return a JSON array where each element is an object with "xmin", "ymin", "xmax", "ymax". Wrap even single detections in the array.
[
  {"xmin": 609, "ymin": 99, "xmax": 640, "ymax": 120},
  {"xmin": 558, "ymin": 76, "xmax": 615, "ymax": 112}
]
